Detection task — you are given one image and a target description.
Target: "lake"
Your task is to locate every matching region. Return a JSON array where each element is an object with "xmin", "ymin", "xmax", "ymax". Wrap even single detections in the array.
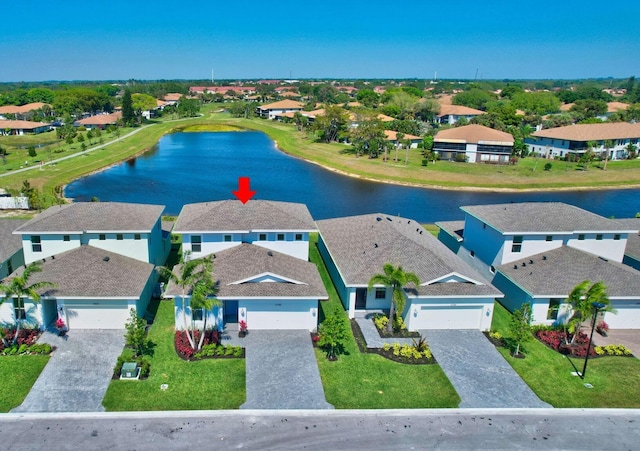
[{"xmin": 65, "ymin": 131, "xmax": 640, "ymax": 222}]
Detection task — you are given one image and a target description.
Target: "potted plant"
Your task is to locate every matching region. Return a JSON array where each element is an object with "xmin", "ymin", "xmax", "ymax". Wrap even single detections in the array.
[
  {"xmin": 596, "ymin": 321, "xmax": 609, "ymax": 337},
  {"xmin": 55, "ymin": 317, "xmax": 67, "ymax": 336},
  {"xmin": 238, "ymin": 320, "xmax": 247, "ymax": 338}
]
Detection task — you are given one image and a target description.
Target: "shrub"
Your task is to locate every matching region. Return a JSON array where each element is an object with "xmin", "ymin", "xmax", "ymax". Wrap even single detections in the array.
[
  {"xmin": 136, "ymin": 357, "xmax": 151, "ymax": 378},
  {"xmin": 489, "ymin": 331, "xmax": 503, "ymax": 341},
  {"xmin": 544, "ymin": 162, "xmax": 552, "ymax": 171},
  {"xmin": 373, "ymin": 314, "xmax": 388, "ymax": 331}
]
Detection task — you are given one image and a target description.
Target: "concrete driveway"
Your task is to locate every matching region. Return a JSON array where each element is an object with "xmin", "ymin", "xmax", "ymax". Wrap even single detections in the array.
[
  {"xmin": 12, "ymin": 329, "xmax": 125, "ymax": 413},
  {"xmin": 223, "ymin": 330, "xmax": 333, "ymax": 410},
  {"xmin": 423, "ymin": 330, "xmax": 551, "ymax": 408},
  {"xmin": 592, "ymin": 328, "xmax": 640, "ymax": 357}
]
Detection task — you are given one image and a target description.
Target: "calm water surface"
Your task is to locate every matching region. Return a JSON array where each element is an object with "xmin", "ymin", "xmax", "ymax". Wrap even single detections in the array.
[{"xmin": 66, "ymin": 131, "xmax": 640, "ymax": 222}]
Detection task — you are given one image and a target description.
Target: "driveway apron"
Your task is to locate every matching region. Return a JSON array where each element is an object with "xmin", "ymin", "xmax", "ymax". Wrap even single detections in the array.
[
  {"xmin": 423, "ymin": 330, "xmax": 551, "ymax": 408},
  {"xmin": 12, "ymin": 329, "xmax": 125, "ymax": 413},
  {"xmin": 233, "ymin": 330, "xmax": 333, "ymax": 410}
]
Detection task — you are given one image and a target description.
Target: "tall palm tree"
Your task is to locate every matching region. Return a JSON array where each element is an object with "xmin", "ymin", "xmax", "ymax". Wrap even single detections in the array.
[
  {"xmin": 157, "ymin": 252, "xmax": 215, "ymax": 350},
  {"xmin": 0, "ymin": 261, "xmax": 57, "ymax": 345},
  {"xmin": 189, "ymin": 276, "xmax": 220, "ymax": 350},
  {"xmin": 566, "ymin": 280, "xmax": 615, "ymax": 344},
  {"xmin": 368, "ymin": 263, "xmax": 420, "ymax": 333}
]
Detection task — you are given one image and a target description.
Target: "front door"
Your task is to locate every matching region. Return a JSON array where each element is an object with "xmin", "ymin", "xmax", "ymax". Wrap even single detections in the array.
[
  {"xmin": 224, "ymin": 300, "xmax": 238, "ymax": 324},
  {"xmin": 355, "ymin": 288, "xmax": 367, "ymax": 309}
]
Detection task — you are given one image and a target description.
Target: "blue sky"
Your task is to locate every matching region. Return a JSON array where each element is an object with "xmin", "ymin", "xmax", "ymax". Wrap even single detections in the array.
[{"xmin": 2, "ymin": 1, "xmax": 639, "ymax": 82}]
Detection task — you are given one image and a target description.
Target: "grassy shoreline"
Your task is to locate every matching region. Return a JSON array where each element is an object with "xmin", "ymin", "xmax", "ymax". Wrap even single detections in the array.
[{"xmin": 2, "ymin": 106, "xmax": 640, "ymax": 201}]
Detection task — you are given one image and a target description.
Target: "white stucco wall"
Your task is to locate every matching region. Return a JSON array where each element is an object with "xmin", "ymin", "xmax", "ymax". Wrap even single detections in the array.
[
  {"xmin": 22, "ymin": 234, "xmax": 82, "ymax": 264},
  {"xmin": 0, "ymin": 299, "xmax": 44, "ymax": 329},
  {"xmin": 566, "ymin": 233, "xmax": 628, "ymax": 263},
  {"xmin": 461, "ymin": 215, "xmax": 505, "ymax": 267},
  {"xmin": 501, "ymin": 234, "xmax": 565, "ymax": 265}
]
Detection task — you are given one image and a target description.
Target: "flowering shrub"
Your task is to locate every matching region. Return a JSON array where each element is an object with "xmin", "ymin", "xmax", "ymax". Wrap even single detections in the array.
[
  {"xmin": 193, "ymin": 343, "xmax": 243, "ymax": 359},
  {"xmin": 1, "ymin": 343, "xmax": 52, "ymax": 356},
  {"xmin": 55, "ymin": 318, "xmax": 66, "ymax": 329},
  {"xmin": 535, "ymin": 329, "xmax": 603, "ymax": 357},
  {"xmin": 174, "ymin": 330, "xmax": 220, "ymax": 359},
  {"xmin": 0, "ymin": 328, "xmax": 41, "ymax": 351},
  {"xmin": 239, "ymin": 320, "xmax": 247, "ymax": 332}
]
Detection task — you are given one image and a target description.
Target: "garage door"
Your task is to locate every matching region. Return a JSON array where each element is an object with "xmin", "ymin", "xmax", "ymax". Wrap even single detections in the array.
[
  {"xmin": 414, "ymin": 305, "xmax": 483, "ymax": 330},
  {"xmin": 606, "ymin": 302, "xmax": 640, "ymax": 329},
  {"xmin": 65, "ymin": 301, "xmax": 130, "ymax": 329},
  {"xmin": 243, "ymin": 300, "xmax": 315, "ymax": 330}
]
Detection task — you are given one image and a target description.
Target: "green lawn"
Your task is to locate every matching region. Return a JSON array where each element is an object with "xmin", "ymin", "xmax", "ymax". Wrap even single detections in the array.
[
  {"xmin": 309, "ymin": 234, "xmax": 461, "ymax": 408},
  {"xmin": 0, "ymin": 355, "xmax": 49, "ymax": 412},
  {"xmin": 102, "ymin": 299, "xmax": 245, "ymax": 411},
  {"xmin": 491, "ymin": 301, "xmax": 640, "ymax": 408}
]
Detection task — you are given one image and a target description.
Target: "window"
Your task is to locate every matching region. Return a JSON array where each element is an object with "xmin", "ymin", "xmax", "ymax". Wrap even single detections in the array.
[
  {"xmin": 192, "ymin": 308, "xmax": 203, "ymax": 321},
  {"xmin": 99, "ymin": 234, "xmax": 106, "ymax": 241},
  {"xmin": 375, "ymin": 288, "xmax": 386, "ymax": 299},
  {"xmin": 224, "ymin": 235, "xmax": 232, "ymax": 242},
  {"xmin": 295, "ymin": 233, "xmax": 303, "ymax": 241},
  {"xmin": 578, "ymin": 234, "xmax": 585, "ymax": 241},
  {"xmin": 259, "ymin": 233, "xmax": 267, "ymax": 241},
  {"xmin": 13, "ymin": 299, "xmax": 25, "ymax": 319},
  {"xmin": 614, "ymin": 234, "xmax": 621, "ymax": 241},
  {"xmin": 546, "ymin": 235, "xmax": 553, "ymax": 242},
  {"xmin": 134, "ymin": 234, "xmax": 141, "ymax": 240},
  {"xmin": 511, "ymin": 235, "xmax": 523, "ymax": 253},
  {"xmin": 191, "ymin": 236, "xmax": 202, "ymax": 252},
  {"xmin": 596, "ymin": 234, "xmax": 603, "ymax": 241},
  {"xmin": 116, "ymin": 234, "xmax": 124, "ymax": 241},
  {"xmin": 63, "ymin": 235, "xmax": 70, "ymax": 242},
  {"xmin": 277, "ymin": 233, "xmax": 285, "ymax": 241},
  {"xmin": 547, "ymin": 299, "xmax": 561, "ymax": 320},
  {"xmin": 31, "ymin": 236, "xmax": 41, "ymax": 252}
]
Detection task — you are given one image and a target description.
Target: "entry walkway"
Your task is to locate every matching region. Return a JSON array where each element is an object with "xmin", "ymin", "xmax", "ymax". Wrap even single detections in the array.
[
  {"xmin": 12, "ymin": 329, "xmax": 125, "ymax": 413},
  {"xmin": 222, "ymin": 330, "xmax": 333, "ymax": 410},
  {"xmin": 423, "ymin": 330, "xmax": 551, "ymax": 408}
]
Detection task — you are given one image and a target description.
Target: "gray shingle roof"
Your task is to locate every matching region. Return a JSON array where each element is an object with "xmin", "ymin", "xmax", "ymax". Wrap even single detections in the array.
[
  {"xmin": 617, "ymin": 218, "xmax": 640, "ymax": 261},
  {"xmin": 0, "ymin": 219, "xmax": 27, "ymax": 262},
  {"xmin": 317, "ymin": 214, "xmax": 500, "ymax": 297},
  {"xmin": 165, "ymin": 244, "xmax": 327, "ymax": 299},
  {"xmin": 461, "ymin": 202, "xmax": 630, "ymax": 234},
  {"xmin": 173, "ymin": 200, "xmax": 316, "ymax": 232},
  {"xmin": 14, "ymin": 202, "xmax": 165, "ymax": 234},
  {"xmin": 497, "ymin": 246, "xmax": 640, "ymax": 298},
  {"xmin": 4, "ymin": 245, "xmax": 154, "ymax": 298},
  {"xmin": 435, "ymin": 220, "xmax": 465, "ymax": 242}
]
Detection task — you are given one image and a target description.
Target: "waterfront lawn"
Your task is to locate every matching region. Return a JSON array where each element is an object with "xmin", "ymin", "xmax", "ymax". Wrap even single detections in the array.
[
  {"xmin": 102, "ymin": 299, "xmax": 245, "ymax": 411},
  {"xmin": 310, "ymin": 234, "xmax": 460, "ymax": 408},
  {"xmin": 491, "ymin": 302, "xmax": 640, "ymax": 408},
  {"xmin": 0, "ymin": 355, "xmax": 49, "ymax": 412}
]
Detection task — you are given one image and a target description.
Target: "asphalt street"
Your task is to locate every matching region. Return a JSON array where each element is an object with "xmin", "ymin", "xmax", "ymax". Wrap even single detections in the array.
[{"xmin": 2, "ymin": 409, "xmax": 639, "ymax": 450}]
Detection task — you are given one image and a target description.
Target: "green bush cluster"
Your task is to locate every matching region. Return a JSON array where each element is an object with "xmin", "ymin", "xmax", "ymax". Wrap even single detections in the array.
[
  {"xmin": 382, "ymin": 342, "xmax": 432, "ymax": 360},
  {"xmin": 373, "ymin": 313, "xmax": 407, "ymax": 332},
  {"xmin": 193, "ymin": 344, "xmax": 243, "ymax": 359},
  {"xmin": 1, "ymin": 343, "xmax": 52, "ymax": 356},
  {"xmin": 594, "ymin": 344, "xmax": 633, "ymax": 356},
  {"xmin": 489, "ymin": 331, "xmax": 503, "ymax": 341}
]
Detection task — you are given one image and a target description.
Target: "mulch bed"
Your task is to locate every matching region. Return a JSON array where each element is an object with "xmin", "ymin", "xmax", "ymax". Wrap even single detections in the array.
[
  {"xmin": 374, "ymin": 324, "xmax": 420, "ymax": 339},
  {"xmin": 350, "ymin": 319, "xmax": 435, "ymax": 365},
  {"xmin": 483, "ymin": 331, "xmax": 505, "ymax": 348}
]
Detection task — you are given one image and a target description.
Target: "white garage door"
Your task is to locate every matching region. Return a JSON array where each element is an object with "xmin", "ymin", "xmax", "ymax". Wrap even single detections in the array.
[
  {"xmin": 606, "ymin": 302, "xmax": 640, "ymax": 329},
  {"xmin": 414, "ymin": 305, "xmax": 483, "ymax": 330},
  {"xmin": 66, "ymin": 301, "xmax": 130, "ymax": 329},
  {"xmin": 243, "ymin": 300, "xmax": 315, "ymax": 330}
]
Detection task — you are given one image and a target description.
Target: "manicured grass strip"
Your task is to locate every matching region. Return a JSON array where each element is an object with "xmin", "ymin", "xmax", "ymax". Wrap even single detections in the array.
[
  {"xmin": 102, "ymin": 300, "xmax": 245, "ymax": 411},
  {"xmin": 309, "ymin": 234, "xmax": 460, "ymax": 409},
  {"xmin": 0, "ymin": 355, "xmax": 49, "ymax": 412},
  {"xmin": 491, "ymin": 301, "xmax": 640, "ymax": 408}
]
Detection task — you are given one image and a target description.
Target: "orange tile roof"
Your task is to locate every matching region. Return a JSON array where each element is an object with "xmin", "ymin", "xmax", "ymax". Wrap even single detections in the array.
[
  {"xmin": 559, "ymin": 103, "xmax": 574, "ymax": 112},
  {"xmin": 0, "ymin": 102, "xmax": 49, "ymax": 115},
  {"xmin": 607, "ymin": 102, "xmax": 629, "ymax": 113},
  {"xmin": 376, "ymin": 113, "xmax": 395, "ymax": 122},
  {"xmin": 259, "ymin": 100, "xmax": 304, "ymax": 110},
  {"xmin": 437, "ymin": 104, "xmax": 485, "ymax": 117},
  {"xmin": 532, "ymin": 122, "xmax": 640, "ymax": 142},
  {"xmin": 163, "ymin": 93, "xmax": 183, "ymax": 101},
  {"xmin": 384, "ymin": 130, "xmax": 420, "ymax": 141},
  {"xmin": 76, "ymin": 111, "xmax": 122, "ymax": 125},
  {"xmin": 435, "ymin": 124, "xmax": 513, "ymax": 144},
  {"xmin": 0, "ymin": 119, "xmax": 51, "ymax": 129}
]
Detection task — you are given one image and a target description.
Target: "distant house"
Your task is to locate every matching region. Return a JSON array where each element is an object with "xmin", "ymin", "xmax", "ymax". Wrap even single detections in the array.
[
  {"xmin": 74, "ymin": 111, "xmax": 121, "ymax": 130},
  {"xmin": 1, "ymin": 202, "xmax": 169, "ymax": 330},
  {"xmin": 317, "ymin": 213, "xmax": 501, "ymax": 331},
  {"xmin": 384, "ymin": 130, "xmax": 421, "ymax": 148},
  {"xmin": 435, "ymin": 105, "xmax": 485, "ymax": 125},
  {"xmin": 527, "ymin": 122, "xmax": 640, "ymax": 160},
  {"xmin": 163, "ymin": 93, "xmax": 184, "ymax": 105},
  {"xmin": 433, "ymin": 124, "xmax": 514, "ymax": 163},
  {"xmin": 257, "ymin": 100, "xmax": 304, "ymax": 119},
  {"xmin": 0, "ymin": 219, "xmax": 26, "ymax": 280},
  {"xmin": 167, "ymin": 200, "xmax": 327, "ymax": 331},
  {"xmin": 0, "ymin": 120, "xmax": 51, "ymax": 135},
  {"xmin": 0, "ymin": 102, "xmax": 49, "ymax": 120}
]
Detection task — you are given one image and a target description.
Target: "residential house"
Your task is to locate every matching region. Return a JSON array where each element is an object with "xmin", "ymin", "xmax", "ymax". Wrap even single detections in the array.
[
  {"xmin": 257, "ymin": 100, "xmax": 304, "ymax": 120},
  {"xmin": 527, "ymin": 122, "xmax": 640, "ymax": 160},
  {"xmin": 437, "ymin": 202, "xmax": 640, "ymax": 328},
  {"xmin": 384, "ymin": 130, "xmax": 421, "ymax": 149},
  {"xmin": 0, "ymin": 219, "xmax": 27, "ymax": 280},
  {"xmin": 0, "ymin": 120, "xmax": 51, "ymax": 135},
  {"xmin": 317, "ymin": 213, "xmax": 502, "ymax": 331},
  {"xmin": 433, "ymin": 124, "xmax": 514, "ymax": 163},
  {"xmin": 435, "ymin": 104, "xmax": 485, "ymax": 125},
  {"xmin": 167, "ymin": 200, "xmax": 327, "ymax": 331},
  {"xmin": 2, "ymin": 202, "xmax": 168, "ymax": 330},
  {"xmin": 74, "ymin": 111, "xmax": 121, "ymax": 130},
  {"xmin": 0, "ymin": 103, "xmax": 49, "ymax": 120},
  {"xmin": 618, "ymin": 218, "xmax": 640, "ymax": 271}
]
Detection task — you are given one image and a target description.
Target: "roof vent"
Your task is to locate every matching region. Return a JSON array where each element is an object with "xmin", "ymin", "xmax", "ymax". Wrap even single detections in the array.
[
  {"xmin": 542, "ymin": 255, "xmax": 547, "ymax": 260},
  {"xmin": 103, "ymin": 256, "xmax": 110, "ymax": 262},
  {"xmin": 513, "ymin": 265, "xmax": 518, "ymax": 269},
  {"xmin": 598, "ymin": 256, "xmax": 608, "ymax": 262},
  {"xmin": 419, "ymin": 231, "xmax": 423, "ymax": 234},
  {"xmin": 376, "ymin": 217, "xmax": 382, "ymax": 222},
  {"xmin": 522, "ymin": 262, "xmax": 526, "ymax": 267},
  {"xmin": 529, "ymin": 259, "xmax": 534, "ymax": 264},
  {"xmin": 52, "ymin": 255, "xmax": 55, "ymax": 260},
  {"xmin": 42, "ymin": 258, "xmax": 46, "ymax": 263},
  {"xmin": 374, "ymin": 243, "xmax": 378, "ymax": 248},
  {"xmin": 386, "ymin": 217, "xmax": 392, "ymax": 221},
  {"xmin": 267, "ymin": 251, "xmax": 273, "ymax": 257},
  {"xmin": 407, "ymin": 220, "xmax": 411, "ymax": 224}
]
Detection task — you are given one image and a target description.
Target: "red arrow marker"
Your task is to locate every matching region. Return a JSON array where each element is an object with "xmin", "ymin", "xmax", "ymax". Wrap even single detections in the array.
[{"xmin": 232, "ymin": 177, "xmax": 256, "ymax": 204}]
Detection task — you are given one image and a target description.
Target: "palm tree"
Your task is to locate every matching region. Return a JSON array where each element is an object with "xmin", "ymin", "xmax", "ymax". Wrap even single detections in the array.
[
  {"xmin": 0, "ymin": 261, "xmax": 57, "ymax": 345},
  {"xmin": 368, "ymin": 263, "xmax": 420, "ymax": 334},
  {"xmin": 189, "ymin": 276, "xmax": 220, "ymax": 350},
  {"xmin": 156, "ymin": 252, "xmax": 215, "ymax": 350},
  {"xmin": 602, "ymin": 139, "xmax": 614, "ymax": 171},
  {"xmin": 565, "ymin": 280, "xmax": 615, "ymax": 344}
]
